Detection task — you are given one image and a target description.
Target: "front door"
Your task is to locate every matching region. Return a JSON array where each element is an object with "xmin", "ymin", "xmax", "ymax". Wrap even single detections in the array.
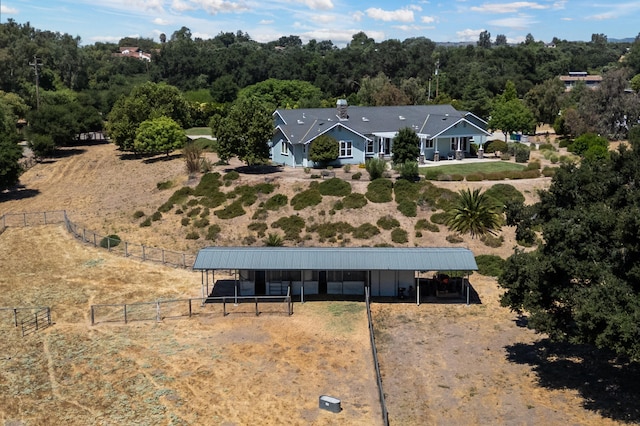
[{"xmin": 255, "ymin": 270, "xmax": 266, "ymax": 295}]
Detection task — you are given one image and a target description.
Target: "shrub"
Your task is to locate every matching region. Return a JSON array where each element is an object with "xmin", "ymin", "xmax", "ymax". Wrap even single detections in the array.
[
  {"xmin": 264, "ymin": 194, "xmax": 288, "ymax": 210},
  {"xmin": 157, "ymin": 180, "xmax": 173, "ymax": 190},
  {"xmin": 343, "ymin": 164, "xmax": 352, "ymax": 173},
  {"xmin": 415, "ymin": 231, "xmax": 422, "ymax": 238},
  {"xmin": 248, "ymin": 222, "xmax": 268, "ymax": 237},
  {"xmin": 538, "ymin": 143, "xmax": 555, "ymax": 151},
  {"xmin": 206, "ymin": 224, "xmax": 221, "ymax": 240},
  {"xmin": 271, "ymin": 215, "xmax": 306, "ymax": 240},
  {"xmin": 186, "ymin": 231, "xmax": 200, "ymax": 240},
  {"xmin": 446, "ymin": 234, "xmax": 464, "ymax": 243},
  {"xmin": 307, "ymin": 221, "xmax": 354, "ymax": 239},
  {"xmin": 484, "ymin": 184, "xmax": 524, "ymax": 206},
  {"xmin": 181, "ymin": 217, "xmax": 190, "ymax": 226},
  {"xmin": 252, "ymin": 208, "xmax": 268, "ymax": 221},
  {"xmin": 151, "ymin": 211, "xmax": 162, "ymax": 221},
  {"xmin": 419, "ymin": 183, "xmax": 457, "ymax": 211},
  {"xmin": 500, "ymin": 152, "xmax": 512, "ymax": 160},
  {"xmin": 430, "ymin": 212, "xmax": 448, "ymax": 225},
  {"xmin": 100, "ymin": 234, "xmax": 121, "ymax": 249},
  {"xmin": 526, "ymin": 160, "xmax": 541, "ymax": 170},
  {"xmin": 264, "ymin": 233, "xmax": 284, "ymax": 247},
  {"xmin": 353, "ymin": 223, "xmax": 380, "ymax": 239},
  {"xmin": 394, "ymin": 179, "xmax": 420, "ymax": 202},
  {"xmin": 199, "ymin": 191, "xmax": 228, "ymax": 208},
  {"xmin": 465, "ymin": 173, "xmax": 484, "ymax": 182},
  {"xmin": 366, "ymin": 178, "xmax": 393, "ymax": 203},
  {"xmin": 542, "ymin": 166, "xmax": 557, "ymax": 177},
  {"xmin": 193, "ymin": 217, "xmax": 210, "ymax": 228},
  {"xmin": 475, "ymin": 254, "xmax": 506, "ymax": 277},
  {"xmin": 333, "ymin": 200, "xmax": 344, "ymax": 210},
  {"xmin": 304, "ymin": 167, "xmax": 311, "ymax": 174},
  {"xmin": 291, "ymin": 189, "xmax": 323, "ymax": 210},
  {"xmin": 194, "ymin": 172, "xmax": 222, "ymax": 196},
  {"xmin": 352, "ymin": 172, "xmax": 362, "ymax": 180},
  {"xmin": 200, "ymin": 208, "xmax": 210, "ymax": 218},
  {"xmin": 318, "ymin": 177, "xmax": 351, "ymax": 196},
  {"xmin": 253, "ymin": 182, "xmax": 275, "ymax": 194},
  {"xmin": 397, "ymin": 200, "xmax": 417, "ymax": 217},
  {"xmin": 184, "ymin": 142, "xmax": 203, "ymax": 174},
  {"xmin": 223, "ymin": 170, "xmax": 240, "ymax": 181},
  {"xmin": 365, "ymin": 158, "xmax": 387, "ymax": 180},
  {"xmin": 514, "ymin": 146, "xmax": 530, "ymax": 163},
  {"xmin": 397, "ymin": 161, "xmax": 419, "ymax": 181},
  {"xmin": 485, "ymin": 140, "xmax": 508, "ymax": 155},
  {"xmin": 377, "ymin": 215, "xmax": 400, "ymax": 230},
  {"xmin": 480, "ymin": 234, "xmax": 504, "ymax": 248},
  {"xmin": 342, "ymin": 193, "xmax": 367, "ymax": 209},
  {"xmin": 415, "ymin": 218, "xmax": 439, "ymax": 232},
  {"xmin": 187, "ymin": 207, "xmax": 202, "ymax": 217},
  {"xmin": 550, "ymin": 154, "xmax": 559, "ymax": 164},
  {"xmin": 391, "ymin": 228, "xmax": 408, "ymax": 244},
  {"xmin": 309, "ymin": 134, "xmax": 339, "ymax": 166},
  {"xmin": 214, "ymin": 200, "xmax": 246, "ymax": 219},
  {"xmin": 140, "ymin": 217, "xmax": 152, "ymax": 227},
  {"xmin": 133, "ymin": 210, "xmax": 145, "ymax": 219},
  {"xmin": 243, "ymin": 235, "xmax": 257, "ymax": 245}
]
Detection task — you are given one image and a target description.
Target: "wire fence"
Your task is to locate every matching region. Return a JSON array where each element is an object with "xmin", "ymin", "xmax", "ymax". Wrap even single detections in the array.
[
  {"xmin": 0, "ymin": 210, "xmax": 196, "ymax": 269},
  {"xmin": 90, "ymin": 296, "xmax": 292, "ymax": 325}
]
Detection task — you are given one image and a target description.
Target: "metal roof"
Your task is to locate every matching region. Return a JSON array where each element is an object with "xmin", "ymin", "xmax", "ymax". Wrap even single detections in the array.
[{"xmin": 193, "ymin": 247, "xmax": 477, "ymax": 271}]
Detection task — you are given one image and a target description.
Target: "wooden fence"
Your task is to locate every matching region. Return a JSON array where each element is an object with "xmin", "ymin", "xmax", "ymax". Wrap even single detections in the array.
[
  {"xmin": 366, "ymin": 287, "xmax": 389, "ymax": 426},
  {"xmin": 0, "ymin": 306, "xmax": 52, "ymax": 336},
  {"xmin": 0, "ymin": 210, "xmax": 196, "ymax": 269},
  {"xmin": 90, "ymin": 295, "xmax": 292, "ymax": 325}
]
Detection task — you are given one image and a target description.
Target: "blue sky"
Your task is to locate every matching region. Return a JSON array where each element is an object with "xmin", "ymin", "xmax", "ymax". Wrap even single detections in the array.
[{"xmin": 2, "ymin": 1, "xmax": 639, "ymax": 46}]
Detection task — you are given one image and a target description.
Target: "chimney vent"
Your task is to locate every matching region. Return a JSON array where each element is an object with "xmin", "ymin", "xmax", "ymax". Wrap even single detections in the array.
[{"xmin": 337, "ymin": 99, "xmax": 349, "ymax": 120}]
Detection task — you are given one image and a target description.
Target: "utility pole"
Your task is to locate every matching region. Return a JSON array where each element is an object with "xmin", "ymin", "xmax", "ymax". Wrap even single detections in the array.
[
  {"xmin": 29, "ymin": 55, "xmax": 42, "ymax": 110},
  {"xmin": 434, "ymin": 59, "xmax": 440, "ymax": 99}
]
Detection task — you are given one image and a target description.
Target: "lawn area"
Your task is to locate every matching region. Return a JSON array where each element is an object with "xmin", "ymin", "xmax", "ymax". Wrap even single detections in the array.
[
  {"xmin": 185, "ymin": 127, "xmax": 213, "ymax": 136},
  {"xmin": 420, "ymin": 161, "xmax": 526, "ymax": 179}
]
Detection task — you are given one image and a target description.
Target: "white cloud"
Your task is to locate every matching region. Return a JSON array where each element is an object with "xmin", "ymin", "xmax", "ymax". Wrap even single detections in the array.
[
  {"xmin": 153, "ymin": 17, "xmax": 170, "ymax": 25},
  {"xmin": 1, "ymin": 5, "xmax": 19, "ymax": 14},
  {"xmin": 300, "ymin": 0, "xmax": 334, "ymax": 10},
  {"xmin": 314, "ymin": 14, "xmax": 336, "ymax": 24},
  {"xmin": 470, "ymin": 2, "xmax": 548, "ymax": 14},
  {"xmin": 259, "ymin": 19, "xmax": 274, "ymax": 25},
  {"xmin": 352, "ymin": 11, "xmax": 365, "ymax": 22},
  {"xmin": 421, "ymin": 15, "xmax": 436, "ymax": 24},
  {"xmin": 176, "ymin": 0, "xmax": 250, "ymax": 14},
  {"xmin": 586, "ymin": 2, "xmax": 640, "ymax": 21},
  {"xmin": 366, "ymin": 7, "xmax": 416, "ymax": 22},
  {"xmin": 488, "ymin": 16, "xmax": 536, "ymax": 30},
  {"xmin": 456, "ymin": 28, "xmax": 485, "ymax": 41}
]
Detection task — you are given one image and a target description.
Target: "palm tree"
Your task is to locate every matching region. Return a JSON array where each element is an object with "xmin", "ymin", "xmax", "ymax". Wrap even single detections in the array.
[
  {"xmin": 264, "ymin": 233, "xmax": 284, "ymax": 247},
  {"xmin": 446, "ymin": 188, "xmax": 502, "ymax": 238}
]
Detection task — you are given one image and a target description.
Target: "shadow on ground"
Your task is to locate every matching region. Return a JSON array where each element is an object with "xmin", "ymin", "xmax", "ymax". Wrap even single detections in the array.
[
  {"xmin": 0, "ymin": 186, "xmax": 40, "ymax": 202},
  {"xmin": 233, "ymin": 165, "xmax": 283, "ymax": 175},
  {"xmin": 506, "ymin": 339, "xmax": 640, "ymax": 423}
]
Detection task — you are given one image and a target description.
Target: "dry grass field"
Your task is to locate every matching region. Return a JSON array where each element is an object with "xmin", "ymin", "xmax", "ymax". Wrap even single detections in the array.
[{"xmin": 0, "ymin": 140, "xmax": 634, "ymax": 425}]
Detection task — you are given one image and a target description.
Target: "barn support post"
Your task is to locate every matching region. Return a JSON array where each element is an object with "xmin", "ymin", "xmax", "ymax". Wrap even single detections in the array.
[
  {"xmin": 301, "ymin": 269, "xmax": 305, "ymax": 304},
  {"xmin": 466, "ymin": 272, "xmax": 470, "ymax": 305},
  {"xmin": 200, "ymin": 270, "xmax": 205, "ymax": 302},
  {"xmin": 416, "ymin": 271, "xmax": 420, "ymax": 306},
  {"xmin": 234, "ymin": 270, "xmax": 238, "ymax": 306}
]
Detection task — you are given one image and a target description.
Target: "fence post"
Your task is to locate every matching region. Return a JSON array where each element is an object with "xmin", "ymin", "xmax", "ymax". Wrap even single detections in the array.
[
  {"xmin": 142, "ymin": 245, "xmax": 146, "ymax": 261},
  {"xmin": 1, "ymin": 214, "xmax": 5, "ymax": 228},
  {"xmin": 255, "ymin": 297, "xmax": 259, "ymax": 316},
  {"xmin": 125, "ymin": 242, "xmax": 128, "ymax": 257},
  {"xmin": 90, "ymin": 306, "xmax": 95, "ymax": 325},
  {"xmin": 83, "ymin": 228, "xmax": 86, "ymax": 242},
  {"xmin": 35, "ymin": 311, "xmax": 38, "ymax": 331},
  {"xmin": 93, "ymin": 233, "xmax": 97, "ymax": 247},
  {"xmin": 13, "ymin": 308, "xmax": 17, "ymax": 327},
  {"xmin": 47, "ymin": 307, "xmax": 51, "ymax": 325},
  {"xmin": 182, "ymin": 253, "xmax": 186, "ymax": 268},
  {"xmin": 162, "ymin": 249, "xmax": 165, "ymax": 265},
  {"xmin": 23, "ymin": 213, "xmax": 26, "ymax": 226},
  {"xmin": 124, "ymin": 305, "xmax": 128, "ymax": 324},
  {"xmin": 188, "ymin": 299, "xmax": 192, "ymax": 317},
  {"xmin": 156, "ymin": 301, "xmax": 161, "ymax": 322},
  {"xmin": 223, "ymin": 298, "xmax": 227, "ymax": 316},
  {"xmin": 44, "ymin": 211, "xmax": 47, "ymax": 225},
  {"xmin": 108, "ymin": 236, "xmax": 111, "ymax": 251}
]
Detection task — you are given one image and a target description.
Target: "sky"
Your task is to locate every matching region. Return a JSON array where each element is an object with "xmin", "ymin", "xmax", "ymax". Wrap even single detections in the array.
[{"xmin": 1, "ymin": 0, "xmax": 639, "ymax": 46}]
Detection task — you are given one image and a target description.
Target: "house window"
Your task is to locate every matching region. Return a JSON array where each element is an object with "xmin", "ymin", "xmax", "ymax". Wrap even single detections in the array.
[
  {"xmin": 281, "ymin": 141, "xmax": 289, "ymax": 156},
  {"xmin": 450, "ymin": 137, "xmax": 468, "ymax": 151},
  {"xmin": 424, "ymin": 138, "xmax": 434, "ymax": 149},
  {"xmin": 339, "ymin": 140, "xmax": 352, "ymax": 157},
  {"xmin": 366, "ymin": 139, "xmax": 375, "ymax": 154}
]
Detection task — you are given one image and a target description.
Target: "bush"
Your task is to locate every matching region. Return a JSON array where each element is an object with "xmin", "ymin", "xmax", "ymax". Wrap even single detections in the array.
[
  {"xmin": 187, "ymin": 207, "xmax": 202, "ymax": 217},
  {"xmin": 541, "ymin": 166, "xmax": 557, "ymax": 177},
  {"xmin": 397, "ymin": 161, "xmax": 419, "ymax": 181},
  {"xmin": 264, "ymin": 233, "xmax": 284, "ymax": 247},
  {"xmin": 430, "ymin": 212, "xmax": 448, "ymax": 225},
  {"xmin": 264, "ymin": 194, "xmax": 288, "ymax": 210},
  {"xmin": 342, "ymin": 193, "xmax": 367, "ymax": 209},
  {"xmin": 397, "ymin": 200, "xmax": 417, "ymax": 217},
  {"xmin": 271, "ymin": 215, "xmax": 306, "ymax": 240},
  {"xmin": 526, "ymin": 160, "xmax": 541, "ymax": 170},
  {"xmin": 352, "ymin": 171, "xmax": 362, "ymax": 180},
  {"xmin": 465, "ymin": 173, "xmax": 484, "ymax": 182},
  {"xmin": 133, "ymin": 210, "xmax": 145, "ymax": 219},
  {"xmin": 514, "ymin": 146, "xmax": 530, "ymax": 163},
  {"xmin": 415, "ymin": 218, "xmax": 439, "ymax": 232},
  {"xmin": 157, "ymin": 180, "xmax": 173, "ymax": 190},
  {"xmin": 480, "ymin": 234, "xmax": 504, "ymax": 248},
  {"xmin": 484, "ymin": 184, "xmax": 524, "ymax": 206},
  {"xmin": 184, "ymin": 141, "xmax": 203, "ymax": 174},
  {"xmin": 366, "ymin": 178, "xmax": 393, "ymax": 203},
  {"xmin": 100, "ymin": 234, "xmax": 121, "ymax": 249},
  {"xmin": 140, "ymin": 217, "xmax": 152, "ymax": 227},
  {"xmin": 223, "ymin": 170, "xmax": 240, "ymax": 181},
  {"xmin": 181, "ymin": 217, "xmax": 190, "ymax": 226},
  {"xmin": 377, "ymin": 215, "xmax": 400, "ymax": 230},
  {"xmin": 343, "ymin": 164, "xmax": 351, "ymax": 173},
  {"xmin": 333, "ymin": 200, "xmax": 344, "ymax": 210},
  {"xmin": 193, "ymin": 217, "xmax": 210, "ymax": 228},
  {"xmin": 486, "ymin": 140, "xmax": 508, "ymax": 155},
  {"xmin": 352, "ymin": 223, "xmax": 380, "ymax": 239},
  {"xmin": 214, "ymin": 200, "xmax": 246, "ymax": 219},
  {"xmin": 365, "ymin": 158, "xmax": 387, "ymax": 180},
  {"xmin": 394, "ymin": 179, "xmax": 420, "ymax": 202},
  {"xmin": 194, "ymin": 172, "xmax": 222, "ymax": 196},
  {"xmin": 538, "ymin": 143, "xmax": 555, "ymax": 151},
  {"xmin": 391, "ymin": 228, "xmax": 408, "ymax": 244},
  {"xmin": 307, "ymin": 221, "xmax": 354, "ymax": 239},
  {"xmin": 151, "ymin": 211, "xmax": 162, "ymax": 221},
  {"xmin": 186, "ymin": 231, "xmax": 200, "ymax": 240},
  {"xmin": 248, "ymin": 222, "xmax": 268, "ymax": 237},
  {"xmin": 475, "ymin": 254, "xmax": 506, "ymax": 277},
  {"xmin": 318, "ymin": 177, "xmax": 351, "ymax": 196},
  {"xmin": 206, "ymin": 224, "xmax": 221, "ymax": 240},
  {"xmin": 446, "ymin": 234, "xmax": 464, "ymax": 243},
  {"xmin": 291, "ymin": 189, "xmax": 323, "ymax": 210}
]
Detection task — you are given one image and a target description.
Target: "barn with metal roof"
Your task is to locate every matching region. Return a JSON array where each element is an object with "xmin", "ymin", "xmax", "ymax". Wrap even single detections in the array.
[{"xmin": 193, "ymin": 246, "xmax": 478, "ymax": 305}]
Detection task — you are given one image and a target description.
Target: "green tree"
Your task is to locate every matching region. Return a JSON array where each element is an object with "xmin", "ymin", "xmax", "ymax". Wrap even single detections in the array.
[
  {"xmin": 236, "ymin": 79, "xmax": 322, "ymax": 109},
  {"xmin": 134, "ymin": 116, "xmax": 187, "ymax": 156},
  {"xmin": 106, "ymin": 82, "xmax": 191, "ymax": 152},
  {"xmin": 212, "ymin": 96, "xmax": 272, "ymax": 166},
  {"xmin": 499, "ymin": 127, "xmax": 640, "ymax": 360},
  {"xmin": 0, "ymin": 136, "xmax": 22, "ymax": 191},
  {"xmin": 524, "ymin": 78, "xmax": 565, "ymax": 125},
  {"xmin": 489, "ymin": 96, "xmax": 536, "ymax": 142},
  {"xmin": 392, "ymin": 127, "xmax": 420, "ymax": 166},
  {"xmin": 446, "ymin": 188, "xmax": 502, "ymax": 238},
  {"xmin": 309, "ymin": 134, "xmax": 339, "ymax": 166}
]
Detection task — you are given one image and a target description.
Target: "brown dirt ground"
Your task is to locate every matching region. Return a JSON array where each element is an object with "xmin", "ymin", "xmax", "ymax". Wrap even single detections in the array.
[{"xmin": 0, "ymin": 139, "xmax": 627, "ymax": 425}]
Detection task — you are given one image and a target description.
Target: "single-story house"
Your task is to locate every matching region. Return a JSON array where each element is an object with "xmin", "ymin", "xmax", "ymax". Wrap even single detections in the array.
[
  {"xmin": 270, "ymin": 101, "xmax": 491, "ymax": 168},
  {"xmin": 193, "ymin": 246, "xmax": 478, "ymax": 305},
  {"xmin": 559, "ymin": 71, "xmax": 602, "ymax": 92}
]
